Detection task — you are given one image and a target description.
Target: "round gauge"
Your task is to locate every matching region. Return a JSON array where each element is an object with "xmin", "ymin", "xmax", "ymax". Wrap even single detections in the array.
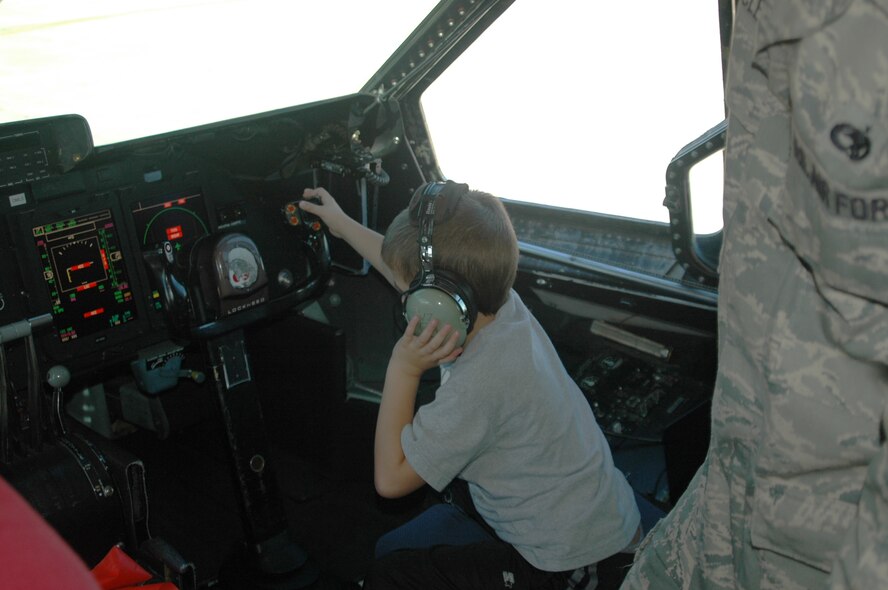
[
  {"xmin": 211, "ymin": 233, "xmax": 267, "ymax": 301},
  {"xmin": 227, "ymin": 246, "xmax": 259, "ymax": 289}
]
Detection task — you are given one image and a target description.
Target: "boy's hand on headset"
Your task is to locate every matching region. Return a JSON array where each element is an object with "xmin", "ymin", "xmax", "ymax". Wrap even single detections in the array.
[{"xmin": 390, "ymin": 316, "xmax": 463, "ymax": 379}]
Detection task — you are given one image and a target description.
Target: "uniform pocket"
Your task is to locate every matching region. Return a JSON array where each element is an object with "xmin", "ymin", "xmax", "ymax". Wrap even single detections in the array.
[
  {"xmin": 749, "ymin": 478, "xmax": 858, "ymax": 572},
  {"xmin": 767, "ymin": 1, "xmax": 888, "ymax": 307}
]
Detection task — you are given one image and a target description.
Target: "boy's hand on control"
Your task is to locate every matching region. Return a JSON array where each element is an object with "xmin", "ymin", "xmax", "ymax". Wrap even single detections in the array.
[
  {"xmin": 391, "ymin": 316, "xmax": 462, "ymax": 378},
  {"xmin": 300, "ymin": 187, "xmax": 347, "ymax": 238}
]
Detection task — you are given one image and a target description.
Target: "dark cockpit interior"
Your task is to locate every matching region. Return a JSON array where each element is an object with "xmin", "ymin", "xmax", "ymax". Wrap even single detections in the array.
[{"xmin": 0, "ymin": 1, "xmax": 728, "ymax": 588}]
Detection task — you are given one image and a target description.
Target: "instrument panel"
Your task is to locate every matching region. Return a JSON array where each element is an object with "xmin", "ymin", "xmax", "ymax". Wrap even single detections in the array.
[
  {"xmin": 31, "ymin": 208, "xmax": 139, "ymax": 343},
  {"xmin": 130, "ymin": 191, "xmax": 210, "ymax": 253},
  {"xmin": 0, "ymin": 105, "xmax": 379, "ymax": 373}
]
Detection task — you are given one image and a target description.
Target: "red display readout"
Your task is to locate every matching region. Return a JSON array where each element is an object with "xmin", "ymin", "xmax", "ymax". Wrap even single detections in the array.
[{"xmin": 165, "ymin": 225, "xmax": 184, "ymax": 241}]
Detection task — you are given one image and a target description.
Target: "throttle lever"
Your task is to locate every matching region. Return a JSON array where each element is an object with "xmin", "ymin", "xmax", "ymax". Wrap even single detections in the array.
[{"xmin": 45, "ymin": 364, "xmax": 70, "ymax": 437}]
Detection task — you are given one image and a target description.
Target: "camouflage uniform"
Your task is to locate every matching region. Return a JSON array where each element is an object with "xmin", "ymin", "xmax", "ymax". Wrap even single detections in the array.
[{"xmin": 622, "ymin": 1, "xmax": 888, "ymax": 588}]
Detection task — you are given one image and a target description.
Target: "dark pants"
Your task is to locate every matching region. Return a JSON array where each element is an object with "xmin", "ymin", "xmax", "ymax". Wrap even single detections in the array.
[
  {"xmin": 363, "ymin": 481, "xmax": 580, "ymax": 590},
  {"xmin": 364, "ymin": 539, "xmax": 574, "ymax": 590}
]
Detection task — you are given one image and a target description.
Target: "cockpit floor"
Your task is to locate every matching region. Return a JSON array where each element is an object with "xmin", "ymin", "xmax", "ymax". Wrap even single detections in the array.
[
  {"xmin": 118, "ymin": 398, "xmax": 427, "ymax": 589},
  {"xmin": 116, "ymin": 391, "xmax": 667, "ymax": 589}
]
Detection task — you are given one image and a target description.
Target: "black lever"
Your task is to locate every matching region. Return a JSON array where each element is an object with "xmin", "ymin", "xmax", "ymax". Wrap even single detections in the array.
[
  {"xmin": 0, "ymin": 314, "xmax": 53, "ymax": 460},
  {"xmin": 143, "ymin": 243, "xmax": 190, "ymax": 328}
]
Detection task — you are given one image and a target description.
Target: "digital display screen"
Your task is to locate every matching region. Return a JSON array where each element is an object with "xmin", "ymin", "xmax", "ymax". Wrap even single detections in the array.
[
  {"xmin": 130, "ymin": 191, "xmax": 210, "ymax": 253},
  {"xmin": 32, "ymin": 209, "xmax": 138, "ymax": 343}
]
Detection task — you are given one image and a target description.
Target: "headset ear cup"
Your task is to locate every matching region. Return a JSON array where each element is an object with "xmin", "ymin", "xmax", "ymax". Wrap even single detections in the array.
[
  {"xmin": 401, "ymin": 270, "xmax": 476, "ymax": 347},
  {"xmin": 403, "ymin": 288, "xmax": 469, "ymax": 347},
  {"xmin": 432, "ymin": 269, "xmax": 476, "ymax": 331}
]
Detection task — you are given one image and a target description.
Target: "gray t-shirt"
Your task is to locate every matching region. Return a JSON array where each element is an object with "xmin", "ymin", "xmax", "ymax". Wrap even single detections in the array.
[{"xmin": 401, "ymin": 290, "xmax": 640, "ymax": 571}]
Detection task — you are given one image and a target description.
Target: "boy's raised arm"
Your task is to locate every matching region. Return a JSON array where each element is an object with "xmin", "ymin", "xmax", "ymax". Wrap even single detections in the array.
[{"xmin": 299, "ymin": 187, "xmax": 399, "ymax": 289}]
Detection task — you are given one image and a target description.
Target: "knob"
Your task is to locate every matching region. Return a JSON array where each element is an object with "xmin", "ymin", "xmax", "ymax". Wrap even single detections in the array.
[
  {"xmin": 46, "ymin": 365, "xmax": 71, "ymax": 389},
  {"xmin": 46, "ymin": 365, "xmax": 71, "ymax": 437}
]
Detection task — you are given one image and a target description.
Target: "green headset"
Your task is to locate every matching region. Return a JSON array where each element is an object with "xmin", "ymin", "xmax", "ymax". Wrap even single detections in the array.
[{"xmin": 400, "ymin": 181, "xmax": 477, "ymax": 347}]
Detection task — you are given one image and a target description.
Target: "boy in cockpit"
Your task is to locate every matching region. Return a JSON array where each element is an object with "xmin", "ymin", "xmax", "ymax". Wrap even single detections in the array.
[{"xmin": 301, "ymin": 181, "xmax": 640, "ymax": 589}]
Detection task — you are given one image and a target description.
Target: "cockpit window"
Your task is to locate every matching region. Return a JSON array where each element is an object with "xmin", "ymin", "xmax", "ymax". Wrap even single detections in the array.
[
  {"xmin": 0, "ymin": 0, "xmax": 437, "ymax": 146},
  {"xmin": 421, "ymin": 0, "xmax": 726, "ymax": 231}
]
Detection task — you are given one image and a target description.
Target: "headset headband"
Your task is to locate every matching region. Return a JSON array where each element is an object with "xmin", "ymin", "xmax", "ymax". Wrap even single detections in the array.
[
  {"xmin": 416, "ymin": 183, "xmax": 446, "ymax": 282},
  {"xmin": 403, "ymin": 181, "xmax": 476, "ymax": 340}
]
